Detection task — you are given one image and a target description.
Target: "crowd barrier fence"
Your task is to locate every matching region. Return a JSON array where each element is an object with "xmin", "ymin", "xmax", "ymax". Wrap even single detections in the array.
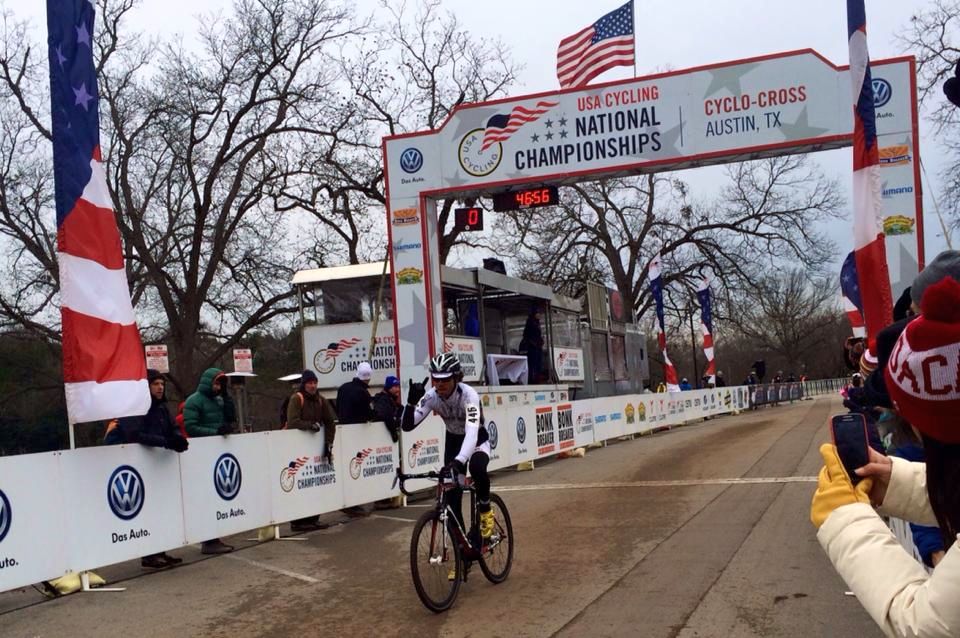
[{"xmin": 0, "ymin": 381, "xmax": 842, "ymax": 593}]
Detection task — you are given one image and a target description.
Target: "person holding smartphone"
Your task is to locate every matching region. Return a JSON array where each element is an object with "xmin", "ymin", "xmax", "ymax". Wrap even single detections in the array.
[{"xmin": 811, "ymin": 275, "xmax": 960, "ymax": 637}]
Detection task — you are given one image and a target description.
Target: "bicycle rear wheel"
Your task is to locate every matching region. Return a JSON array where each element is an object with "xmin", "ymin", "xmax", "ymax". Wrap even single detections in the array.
[
  {"xmin": 478, "ymin": 493, "xmax": 513, "ymax": 583},
  {"xmin": 410, "ymin": 510, "xmax": 462, "ymax": 612}
]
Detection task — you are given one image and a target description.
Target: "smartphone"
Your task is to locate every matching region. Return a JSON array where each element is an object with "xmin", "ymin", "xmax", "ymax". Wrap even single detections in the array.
[{"xmin": 830, "ymin": 413, "xmax": 870, "ymax": 484}]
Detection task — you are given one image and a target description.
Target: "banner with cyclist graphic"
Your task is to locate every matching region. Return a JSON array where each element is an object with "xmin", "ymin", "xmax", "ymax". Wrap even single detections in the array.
[
  {"xmin": 340, "ymin": 422, "xmax": 400, "ymax": 508},
  {"xmin": 59, "ymin": 445, "xmax": 185, "ymax": 573},
  {"xmin": 0, "ymin": 452, "xmax": 66, "ymax": 592},
  {"xmin": 399, "ymin": 415, "xmax": 445, "ymax": 493},
  {"xmin": 268, "ymin": 429, "xmax": 342, "ymax": 523},
  {"xmin": 179, "ymin": 433, "xmax": 272, "ymax": 544},
  {"xmin": 302, "ymin": 321, "xmax": 396, "ymax": 389}
]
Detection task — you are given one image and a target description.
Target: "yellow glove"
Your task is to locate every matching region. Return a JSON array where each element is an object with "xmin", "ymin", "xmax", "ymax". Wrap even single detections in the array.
[{"xmin": 810, "ymin": 443, "xmax": 873, "ymax": 528}]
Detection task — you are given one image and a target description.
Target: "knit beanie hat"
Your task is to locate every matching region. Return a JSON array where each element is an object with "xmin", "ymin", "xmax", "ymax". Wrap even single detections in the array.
[
  {"xmin": 911, "ymin": 250, "xmax": 960, "ymax": 306},
  {"xmin": 301, "ymin": 369, "xmax": 318, "ymax": 384},
  {"xmin": 885, "ymin": 276, "xmax": 960, "ymax": 443},
  {"xmin": 384, "ymin": 375, "xmax": 400, "ymax": 390}
]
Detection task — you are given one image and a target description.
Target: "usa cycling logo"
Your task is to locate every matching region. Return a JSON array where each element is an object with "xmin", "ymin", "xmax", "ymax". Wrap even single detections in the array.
[
  {"xmin": 0, "ymin": 489, "xmax": 11, "ymax": 543},
  {"xmin": 487, "ymin": 421, "xmax": 499, "ymax": 450},
  {"xmin": 516, "ymin": 417, "xmax": 526, "ymax": 445},
  {"xmin": 107, "ymin": 465, "xmax": 145, "ymax": 521},
  {"xmin": 399, "ymin": 148, "xmax": 423, "ymax": 174},
  {"xmin": 873, "ymin": 78, "xmax": 892, "ymax": 108},
  {"xmin": 214, "ymin": 453, "xmax": 242, "ymax": 501}
]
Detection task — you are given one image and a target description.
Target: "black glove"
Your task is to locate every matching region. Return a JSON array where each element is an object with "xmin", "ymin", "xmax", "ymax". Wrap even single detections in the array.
[
  {"xmin": 323, "ymin": 449, "xmax": 334, "ymax": 465},
  {"xmin": 166, "ymin": 435, "xmax": 189, "ymax": 453},
  {"xmin": 217, "ymin": 423, "xmax": 234, "ymax": 435},
  {"xmin": 407, "ymin": 377, "xmax": 428, "ymax": 406},
  {"xmin": 310, "ymin": 422, "xmax": 321, "ymax": 433},
  {"xmin": 390, "ymin": 428, "xmax": 399, "ymax": 443}
]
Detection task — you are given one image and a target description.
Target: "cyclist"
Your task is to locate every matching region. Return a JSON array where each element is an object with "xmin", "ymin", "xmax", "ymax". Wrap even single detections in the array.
[{"xmin": 402, "ymin": 353, "xmax": 494, "ymax": 543}]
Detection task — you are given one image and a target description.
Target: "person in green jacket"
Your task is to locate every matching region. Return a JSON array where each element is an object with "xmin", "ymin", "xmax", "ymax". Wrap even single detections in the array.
[
  {"xmin": 183, "ymin": 368, "xmax": 237, "ymax": 437},
  {"xmin": 183, "ymin": 367, "xmax": 237, "ymax": 554}
]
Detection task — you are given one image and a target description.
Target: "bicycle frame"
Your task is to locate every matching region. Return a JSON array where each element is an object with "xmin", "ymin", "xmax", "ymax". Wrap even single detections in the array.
[{"xmin": 395, "ymin": 469, "xmax": 481, "ymax": 558}]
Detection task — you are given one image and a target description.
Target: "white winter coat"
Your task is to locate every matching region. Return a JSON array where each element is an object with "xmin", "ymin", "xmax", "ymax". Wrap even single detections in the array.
[{"xmin": 818, "ymin": 456, "xmax": 960, "ymax": 637}]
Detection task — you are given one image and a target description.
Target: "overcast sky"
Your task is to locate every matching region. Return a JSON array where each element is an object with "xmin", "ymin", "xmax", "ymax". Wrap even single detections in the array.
[{"xmin": 4, "ymin": 0, "xmax": 953, "ymax": 265}]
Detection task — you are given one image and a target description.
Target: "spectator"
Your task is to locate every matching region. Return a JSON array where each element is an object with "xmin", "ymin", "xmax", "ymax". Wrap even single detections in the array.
[
  {"xmin": 520, "ymin": 305, "xmax": 545, "ymax": 383},
  {"xmin": 286, "ymin": 369, "xmax": 336, "ymax": 532},
  {"xmin": 678, "ymin": 378, "xmax": 692, "ymax": 391},
  {"xmin": 744, "ymin": 370, "xmax": 758, "ymax": 385},
  {"xmin": 772, "ymin": 370, "xmax": 784, "ymax": 384},
  {"xmin": 842, "ymin": 373, "xmax": 872, "ymax": 419},
  {"xmin": 109, "ymin": 369, "xmax": 188, "ymax": 569},
  {"xmin": 277, "ymin": 373, "xmax": 302, "ymax": 429},
  {"xmin": 787, "ymin": 372, "xmax": 796, "ymax": 382},
  {"xmin": 812, "ymin": 276, "xmax": 960, "ymax": 637},
  {"xmin": 183, "ymin": 367, "xmax": 236, "ymax": 554},
  {"xmin": 372, "ymin": 375, "xmax": 402, "ymax": 443},
  {"xmin": 715, "ymin": 371, "xmax": 727, "ymax": 387},
  {"xmin": 336, "ymin": 361, "xmax": 375, "ymax": 424}
]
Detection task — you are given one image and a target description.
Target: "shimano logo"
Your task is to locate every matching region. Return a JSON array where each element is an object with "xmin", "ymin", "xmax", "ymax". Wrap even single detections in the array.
[
  {"xmin": 0, "ymin": 489, "xmax": 10, "ymax": 543},
  {"xmin": 107, "ymin": 465, "xmax": 145, "ymax": 521},
  {"xmin": 882, "ymin": 186, "xmax": 913, "ymax": 198},
  {"xmin": 516, "ymin": 417, "xmax": 526, "ymax": 445},
  {"xmin": 399, "ymin": 148, "xmax": 424, "ymax": 174},
  {"xmin": 872, "ymin": 78, "xmax": 892, "ymax": 108},
  {"xmin": 214, "ymin": 453, "xmax": 242, "ymax": 501},
  {"xmin": 487, "ymin": 421, "xmax": 499, "ymax": 450}
]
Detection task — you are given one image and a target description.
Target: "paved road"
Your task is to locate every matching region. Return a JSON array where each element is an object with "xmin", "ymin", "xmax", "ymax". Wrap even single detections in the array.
[{"xmin": 1, "ymin": 395, "xmax": 884, "ymax": 637}]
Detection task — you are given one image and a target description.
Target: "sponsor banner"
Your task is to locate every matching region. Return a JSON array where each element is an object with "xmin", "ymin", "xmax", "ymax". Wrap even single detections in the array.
[
  {"xmin": 0, "ymin": 452, "xmax": 67, "ymax": 592},
  {"xmin": 553, "ymin": 347, "xmax": 585, "ymax": 382},
  {"xmin": 60, "ymin": 445, "xmax": 185, "ymax": 573},
  {"xmin": 400, "ymin": 415, "xmax": 445, "ymax": 493},
  {"xmin": 483, "ymin": 408, "xmax": 510, "ymax": 472},
  {"xmin": 533, "ymin": 405, "xmax": 558, "ymax": 457},
  {"xmin": 571, "ymin": 400, "xmax": 597, "ymax": 447},
  {"xmin": 509, "ymin": 406, "xmax": 535, "ymax": 466},
  {"xmin": 179, "ymin": 434, "xmax": 272, "ymax": 543},
  {"xmin": 555, "ymin": 403, "xmax": 576, "ymax": 451},
  {"xmin": 444, "ymin": 336, "xmax": 483, "ymax": 383},
  {"xmin": 340, "ymin": 422, "xmax": 400, "ymax": 508},
  {"xmin": 591, "ymin": 396, "xmax": 626, "ymax": 440},
  {"xmin": 268, "ymin": 429, "xmax": 341, "ymax": 524},
  {"xmin": 303, "ymin": 322, "xmax": 397, "ymax": 390}
]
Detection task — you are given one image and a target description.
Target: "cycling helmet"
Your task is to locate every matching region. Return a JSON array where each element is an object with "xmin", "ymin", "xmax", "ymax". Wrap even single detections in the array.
[{"xmin": 429, "ymin": 352, "xmax": 461, "ymax": 379}]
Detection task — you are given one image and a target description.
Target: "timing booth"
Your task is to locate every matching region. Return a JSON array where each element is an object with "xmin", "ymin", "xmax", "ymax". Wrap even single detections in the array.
[{"xmin": 292, "ymin": 261, "xmax": 585, "ymax": 398}]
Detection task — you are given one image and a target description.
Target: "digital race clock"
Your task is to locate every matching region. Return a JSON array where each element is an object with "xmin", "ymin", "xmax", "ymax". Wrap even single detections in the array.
[
  {"xmin": 491, "ymin": 186, "xmax": 559, "ymax": 211},
  {"xmin": 453, "ymin": 207, "xmax": 484, "ymax": 232}
]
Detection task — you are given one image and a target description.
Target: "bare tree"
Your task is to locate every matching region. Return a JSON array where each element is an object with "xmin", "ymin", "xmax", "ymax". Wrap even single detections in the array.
[
  {"xmin": 324, "ymin": 0, "xmax": 521, "ymax": 263},
  {"xmin": 722, "ymin": 268, "xmax": 840, "ymax": 365},
  {"xmin": 493, "ymin": 155, "xmax": 844, "ymax": 324}
]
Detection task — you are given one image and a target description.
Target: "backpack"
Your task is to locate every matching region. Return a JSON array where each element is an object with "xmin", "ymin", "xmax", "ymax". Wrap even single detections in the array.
[
  {"xmin": 175, "ymin": 401, "xmax": 188, "ymax": 438},
  {"xmin": 281, "ymin": 392, "xmax": 306, "ymax": 430}
]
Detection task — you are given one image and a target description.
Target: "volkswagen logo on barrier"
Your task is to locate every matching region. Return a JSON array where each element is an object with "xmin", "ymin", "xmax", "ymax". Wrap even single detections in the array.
[
  {"xmin": 107, "ymin": 465, "xmax": 145, "ymax": 521},
  {"xmin": 516, "ymin": 417, "xmax": 526, "ymax": 445},
  {"xmin": 873, "ymin": 78, "xmax": 892, "ymax": 108},
  {"xmin": 487, "ymin": 421, "xmax": 499, "ymax": 450},
  {"xmin": 399, "ymin": 148, "xmax": 423, "ymax": 174},
  {"xmin": 214, "ymin": 453, "xmax": 242, "ymax": 501},
  {"xmin": 0, "ymin": 489, "xmax": 11, "ymax": 543}
]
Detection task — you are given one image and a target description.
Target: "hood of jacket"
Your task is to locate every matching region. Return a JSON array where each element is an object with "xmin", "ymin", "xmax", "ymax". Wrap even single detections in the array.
[{"xmin": 196, "ymin": 367, "xmax": 226, "ymax": 398}]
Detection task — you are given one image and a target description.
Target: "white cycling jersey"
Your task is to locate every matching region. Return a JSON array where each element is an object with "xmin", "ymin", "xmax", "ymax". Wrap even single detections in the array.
[{"xmin": 405, "ymin": 382, "xmax": 489, "ymax": 464}]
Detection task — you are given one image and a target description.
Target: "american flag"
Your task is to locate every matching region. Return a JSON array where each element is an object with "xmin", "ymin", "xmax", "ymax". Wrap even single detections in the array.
[
  {"xmin": 47, "ymin": 1, "xmax": 149, "ymax": 424},
  {"xmin": 327, "ymin": 338, "xmax": 361, "ymax": 355},
  {"xmin": 557, "ymin": 1, "xmax": 635, "ymax": 89},
  {"xmin": 840, "ymin": 251, "xmax": 866, "ymax": 338},
  {"xmin": 697, "ymin": 277, "xmax": 716, "ymax": 383},
  {"xmin": 648, "ymin": 254, "xmax": 679, "ymax": 392},
  {"xmin": 847, "ymin": 0, "xmax": 892, "ymax": 363},
  {"xmin": 481, "ymin": 101, "xmax": 559, "ymax": 151},
  {"xmin": 287, "ymin": 456, "xmax": 310, "ymax": 472}
]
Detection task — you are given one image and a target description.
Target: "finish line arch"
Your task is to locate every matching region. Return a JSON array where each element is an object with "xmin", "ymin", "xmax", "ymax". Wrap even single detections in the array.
[{"xmin": 382, "ymin": 49, "xmax": 922, "ymax": 382}]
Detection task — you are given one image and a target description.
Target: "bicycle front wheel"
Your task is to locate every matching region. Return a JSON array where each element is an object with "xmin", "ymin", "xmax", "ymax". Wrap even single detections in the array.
[
  {"xmin": 410, "ymin": 510, "xmax": 462, "ymax": 613},
  {"xmin": 478, "ymin": 493, "xmax": 513, "ymax": 583}
]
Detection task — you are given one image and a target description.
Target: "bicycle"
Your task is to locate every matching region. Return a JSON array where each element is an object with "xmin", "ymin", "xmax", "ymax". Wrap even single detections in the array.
[{"xmin": 393, "ymin": 467, "xmax": 514, "ymax": 613}]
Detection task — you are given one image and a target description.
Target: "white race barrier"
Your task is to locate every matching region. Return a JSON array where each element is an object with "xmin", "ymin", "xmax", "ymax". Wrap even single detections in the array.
[{"xmin": 0, "ymin": 385, "xmax": 773, "ymax": 593}]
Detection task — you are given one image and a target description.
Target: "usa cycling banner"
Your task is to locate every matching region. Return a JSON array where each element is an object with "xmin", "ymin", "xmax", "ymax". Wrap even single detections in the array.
[
  {"xmin": 383, "ymin": 52, "xmax": 920, "ymax": 381},
  {"xmin": 59, "ymin": 445, "xmax": 185, "ymax": 573},
  {"xmin": 339, "ymin": 422, "xmax": 400, "ymax": 509},
  {"xmin": 268, "ymin": 429, "xmax": 342, "ymax": 524},
  {"xmin": 179, "ymin": 434, "xmax": 272, "ymax": 544}
]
